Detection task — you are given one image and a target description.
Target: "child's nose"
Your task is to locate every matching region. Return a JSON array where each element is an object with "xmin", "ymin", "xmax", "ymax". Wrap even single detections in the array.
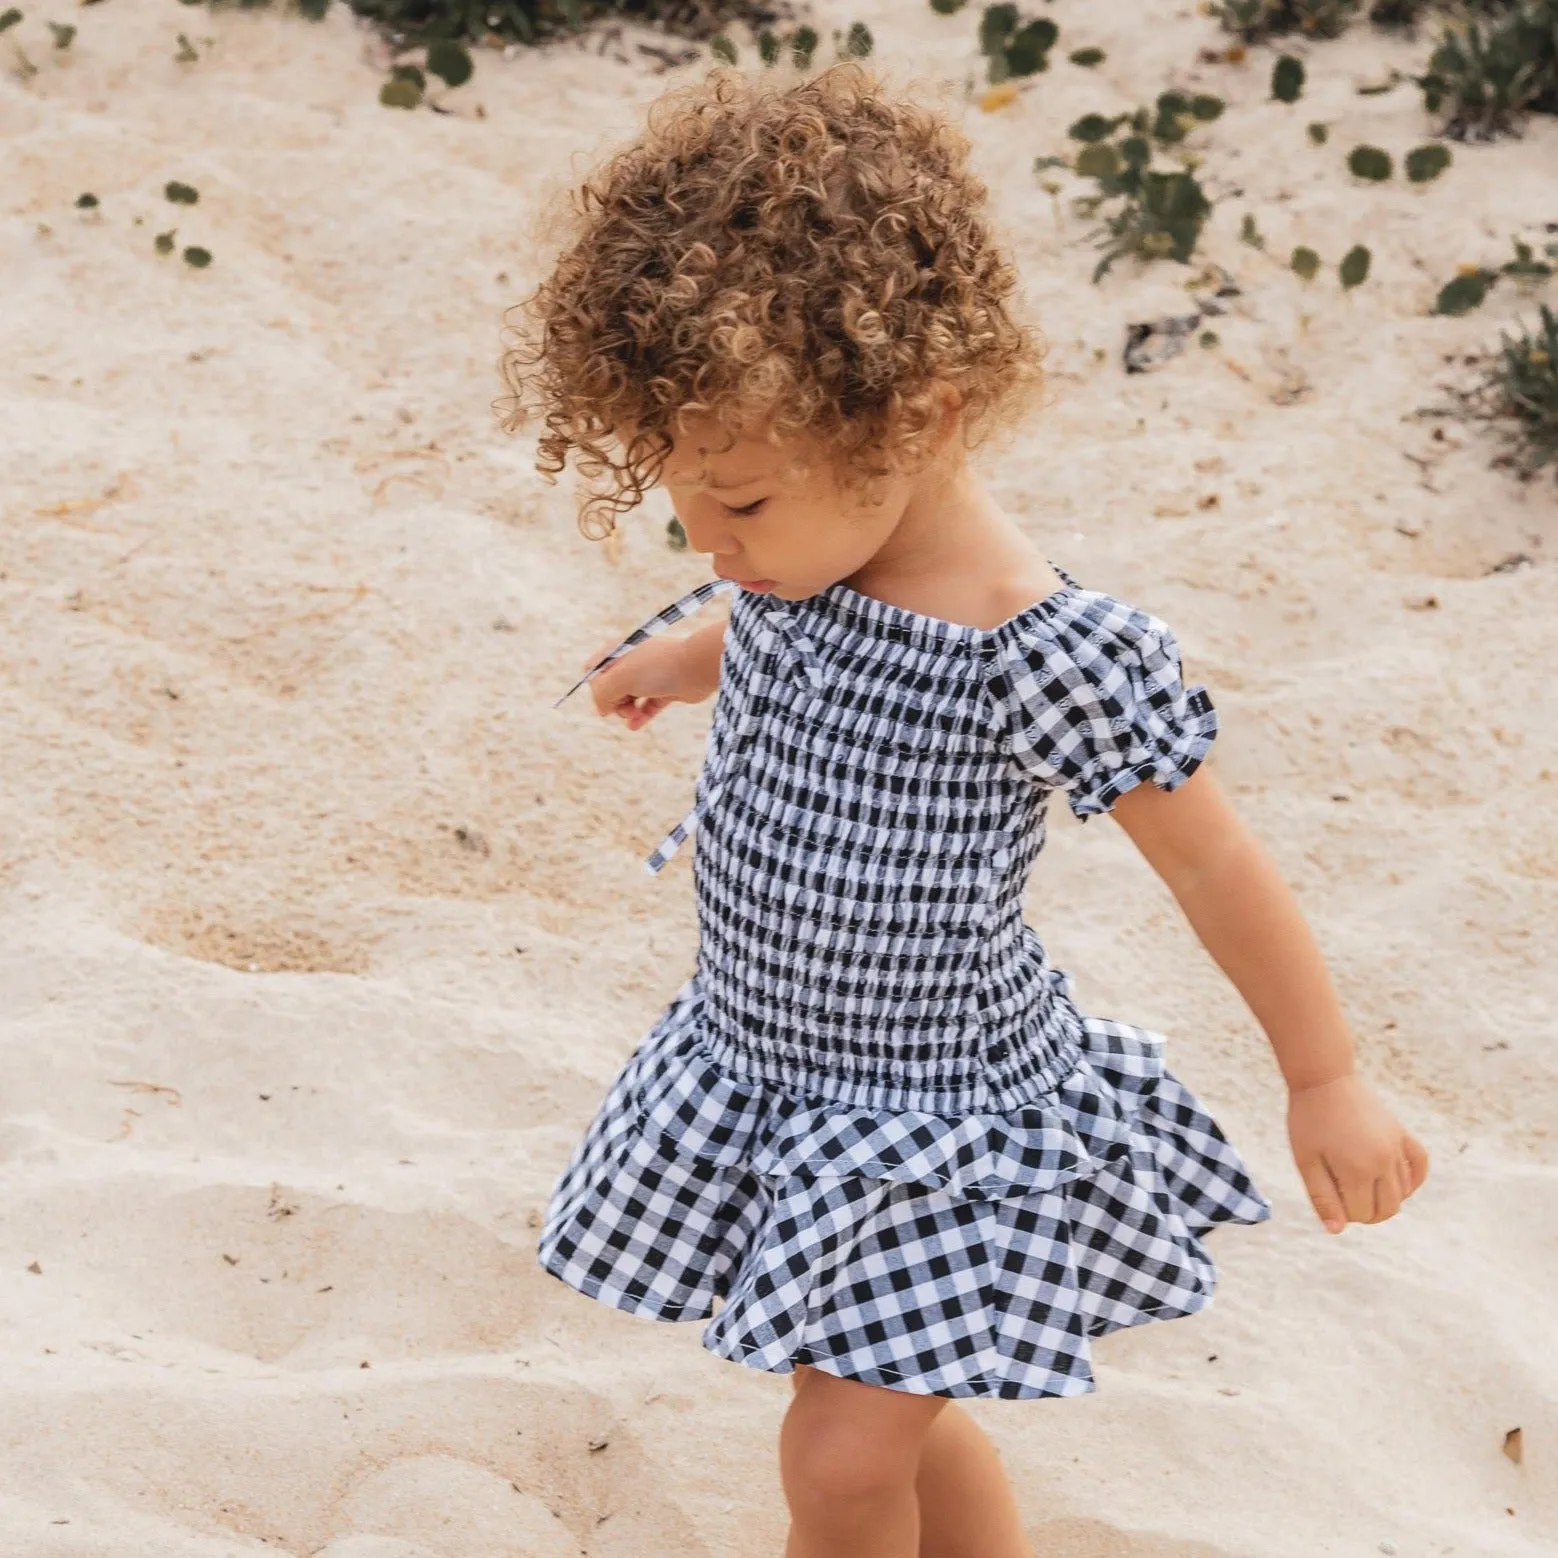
[{"xmin": 676, "ymin": 509, "xmax": 737, "ymax": 557}]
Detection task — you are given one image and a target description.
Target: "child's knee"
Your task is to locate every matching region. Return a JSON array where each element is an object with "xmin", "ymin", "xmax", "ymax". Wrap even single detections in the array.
[
  {"xmin": 782, "ymin": 1418, "xmax": 906, "ymax": 1514},
  {"xmin": 780, "ymin": 1369, "xmax": 945, "ymax": 1514}
]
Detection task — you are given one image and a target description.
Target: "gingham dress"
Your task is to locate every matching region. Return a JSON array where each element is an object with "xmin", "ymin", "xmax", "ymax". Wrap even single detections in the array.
[{"xmin": 538, "ymin": 567, "xmax": 1272, "ymax": 1401}]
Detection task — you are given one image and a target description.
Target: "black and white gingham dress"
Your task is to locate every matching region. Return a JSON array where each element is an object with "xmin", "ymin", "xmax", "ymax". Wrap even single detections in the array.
[{"xmin": 539, "ymin": 567, "xmax": 1272, "ymax": 1400}]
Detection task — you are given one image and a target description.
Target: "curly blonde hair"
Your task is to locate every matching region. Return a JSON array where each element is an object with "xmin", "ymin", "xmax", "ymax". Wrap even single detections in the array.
[{"xmin": 497, "ymin": 61, "xmax": 1046, "ymax": 538}]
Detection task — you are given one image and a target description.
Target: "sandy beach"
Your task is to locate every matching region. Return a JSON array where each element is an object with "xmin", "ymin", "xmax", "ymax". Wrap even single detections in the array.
[{"xmin": 2, "ymin": 0, "xmax": 1555, "ymax": 1552}]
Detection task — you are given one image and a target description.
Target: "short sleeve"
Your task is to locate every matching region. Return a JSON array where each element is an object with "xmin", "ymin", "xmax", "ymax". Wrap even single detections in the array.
[{"xmin": 987, "ymin": 592, "xmax": 1218, "ymax": 820}]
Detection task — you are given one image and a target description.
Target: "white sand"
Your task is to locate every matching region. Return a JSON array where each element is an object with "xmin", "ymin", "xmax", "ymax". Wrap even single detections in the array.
[{"xmin": 2, "ymin": 0, "xmax": 1555, "ymax": 1552}]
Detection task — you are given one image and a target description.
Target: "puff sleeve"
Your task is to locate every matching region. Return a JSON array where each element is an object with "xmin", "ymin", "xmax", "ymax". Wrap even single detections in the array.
[{"xmin": 986, "ymin": 592, "xmax": 1218, "ymax": 819}]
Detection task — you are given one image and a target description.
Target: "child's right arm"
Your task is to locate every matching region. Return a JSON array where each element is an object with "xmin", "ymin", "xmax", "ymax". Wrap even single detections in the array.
[{"xmin": 584, "ymin": 614, "xmax": 727, "ymax": 731}]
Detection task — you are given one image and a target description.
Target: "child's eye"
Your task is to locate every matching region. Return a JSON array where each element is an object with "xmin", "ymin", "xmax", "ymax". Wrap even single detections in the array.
[{"xmin": 725, "ymin": 498, "xmax": 767, "ymax": 518}]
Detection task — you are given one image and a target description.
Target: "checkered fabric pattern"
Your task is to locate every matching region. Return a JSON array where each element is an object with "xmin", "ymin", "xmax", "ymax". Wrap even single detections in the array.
[{"xmin": 540, "ymin": 571, "xmax": 1271, "ymax": 1400}]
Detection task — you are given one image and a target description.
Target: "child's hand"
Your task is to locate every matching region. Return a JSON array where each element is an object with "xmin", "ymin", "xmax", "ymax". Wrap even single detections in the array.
[
  {"xmin": 582, "ymin": 634, "xmax": 710, "ymax": 731},
  {"xmin": 1287, "ymin": 1073, "xmax": 1430, "ymax": 1234}
]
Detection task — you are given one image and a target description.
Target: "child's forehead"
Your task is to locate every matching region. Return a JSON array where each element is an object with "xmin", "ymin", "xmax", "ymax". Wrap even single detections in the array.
[{"xmin": 663, "ymin": 432, "xmax": 812, "ymax": 490}]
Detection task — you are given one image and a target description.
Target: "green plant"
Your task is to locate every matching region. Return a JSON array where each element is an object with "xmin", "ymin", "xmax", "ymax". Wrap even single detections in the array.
[
  {"xmin": 1418, "ymin": 0, "xmax": 1558, "ymax": 139},
  {"xmin": 1347, "ymin": 144, "xmax": 1393, "ymax": 178},
  {"xmin": 1433, "ymin": 238, "xmax": 1557, "ymax": 314},
  {"xmin": 1273, "ymin": 53, "xmax": 1305, "ymax": 100},
  {"xmin": 1435, "ymin": 268, "xmax": 1499, "ymax": 314},
  {"xmin": 979, "ymin": 4, "xmax": 1058, "ymax": 81},
  {"xmin": 1482, "ymin": 304, "xmax": 1558, "ymax": 476},
  {"xmin": 1292, "ymin": 245, "xmax": 1321, "ymax": 279},
  {"xmin": 1214, "ymin": 0, "xmax": 1361, "ymax": 40},
  {"xmin": 1307, "ymin": 120, "xmax": 1329, "ymax": 141},
  {"xmin": 1340, "ymin": 244, "xmax": 1371, "ymax": 287},
  {"xmin": 1404, "ymin": 141, "xmax": 1452, "ymax": 179},
  {"xmin": 930, "ymin": 0, "xmax": 966, "ymax": 12},
  {"xmin": 1070, "ymin": 46, "xmax": 1104, "ymax": 65}
]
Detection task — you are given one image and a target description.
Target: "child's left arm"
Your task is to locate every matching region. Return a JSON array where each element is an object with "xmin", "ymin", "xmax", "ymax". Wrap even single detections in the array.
[{"xmin": 1110, "ymin": 766, "xmax": 1430, "ymax": 1235}]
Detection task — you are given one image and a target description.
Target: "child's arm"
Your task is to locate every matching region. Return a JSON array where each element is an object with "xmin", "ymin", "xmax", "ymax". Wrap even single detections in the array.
[
  {"xmin": 1110, "ymin": 766, "xmax": 1430, "ymax": 1234},
  {"xmin": 584, "ymin": 612, "xmax": 728, "ymax": 730}
]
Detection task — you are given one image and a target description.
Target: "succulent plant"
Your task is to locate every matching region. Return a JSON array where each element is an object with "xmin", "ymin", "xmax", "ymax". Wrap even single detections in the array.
[
  {"xmin": 1435, "ymin": 268, "xmax": 1499, "ymax": 314},
  {"xmin": 425, "ymin": 37, "xmax": 472, "ymax": 85},
  {"xmin": 1404, "ymin": 141, "xmax": 1453, "ymax": 180},
  {"xmin": 1340, "ymin": 244, "xmax": 1372, "ymax": 288},
  {"xmin": 1272, "ymin": 54, "xmax": 1305, "ymax": 101},
  {"xmin": 1347, "ymin": 144, "xmax": 1394, "ymax": 179},
  {"xmin": 1214, "ymin": 0, "xmax": 1362, "ymax": 41},
  {"xmin": 1486, "ymin": 304, "xmax": 1558, "ymax": 476},
  {"xmin": 980, "ymin": 5, "xmax": 1059, "ymax": 81},
  {"xmin": 1418, "ymin": 1, "xmax": 1558, "ymax": 140},
  {"xmin": 1291, "ymin": 245, "xmax": 1321, "ymax": 279}
]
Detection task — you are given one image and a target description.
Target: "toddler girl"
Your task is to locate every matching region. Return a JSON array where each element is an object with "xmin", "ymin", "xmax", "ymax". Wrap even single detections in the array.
[{"xmin": 501, "ymin": 62, "xmax": 1429, "ymax": 1558}]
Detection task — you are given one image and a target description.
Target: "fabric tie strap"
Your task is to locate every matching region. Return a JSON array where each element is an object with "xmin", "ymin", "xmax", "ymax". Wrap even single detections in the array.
[{"xmin": 554, "ymin": 578, "xmax": 817, "ymax": 875}]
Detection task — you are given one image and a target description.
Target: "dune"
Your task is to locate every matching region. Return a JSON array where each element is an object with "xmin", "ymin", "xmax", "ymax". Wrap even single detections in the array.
[{"xmin": 1, "ymin": 0, "xmax": 1555, "ymax": 1552}]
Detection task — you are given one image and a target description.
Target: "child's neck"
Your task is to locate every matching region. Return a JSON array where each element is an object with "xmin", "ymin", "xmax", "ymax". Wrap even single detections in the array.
[{"xmin": 840, "ymin": 458, "xmax": 1064, "ymax": 632}]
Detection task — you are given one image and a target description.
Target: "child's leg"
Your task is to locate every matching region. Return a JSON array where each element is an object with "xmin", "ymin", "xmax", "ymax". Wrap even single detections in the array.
[
  {"xmin": 913, "ymin": 1401, "xmax": 1032, "ymax": 1558},
  {"xmin": 781, "ymin": 1365, "xmax": 1031, "ymax": 1558}
]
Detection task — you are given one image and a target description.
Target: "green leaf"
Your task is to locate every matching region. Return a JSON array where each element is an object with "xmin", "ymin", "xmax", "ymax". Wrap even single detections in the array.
[
  {"xmin": 48, "ymin": 20, "xmax": 74, "ymax": 46},
  {"xmin": 390, "ymin": 62, "xmax": 425, "ymax": 89},
  {"xmin": 175, "ymin": 31, "xmax": 199, "ymax": 60},
  {"xmin": 426, "ymin": 39, "xmax": 472, "ymax": 86},
  {"xmin": 1347, "ymin": 145, "xmax": 1392, "ymax": 181},
  {"xmin": 164, "ymin": 180, "xmax": 200, "ymax": 204},
  {"xmin": 1119, "ymin": 135, "xmax": 1151, "ymax": 169},
  {"xmin": 1068, "ymin": 112, "xmax": 1121, "ymax": 143},
  {"xmin": 1339, "ymin": 244, "xmax": 1371, "ymax": 289},
  {"xmin": 155, "ymin": 229, "xmax": 177, "ymax": 254},
  {"xmin": 1069, "ymin": 46, "xmax": 1104, "ymax": 66},
  {"xmin": 1501, "ymin": 241, "xmax": 1553, "ymax": 280},
  {"xmin": 1005, "ymin": 19, "xmax": 1054, "ymax": 75},
  {"xmin": 1272, "ymin": 55, "xmax": 1304, "ymax": 103},
  {"xmin": 1240, "ymin": 212, "xmax": 1265, "ymax": 250},
  {"xmin": 1291, "ymin": 245, "xmax": 1321, "ymax": 281},
  {"xmin": 0, "ymin": 8, "xmax": 21, "ymax": 32},
  {"xmin": 75, "ymin": 192, "xmax": 98, "ymax": 208},
  {"xmin": 709, "ymin": 32, "xmax": 736, "ymax": 64},
  {"xmin": 1404, "ymin": 143, "xmax": 1450, "ymax": 183},
  {"xmin": 1190, "ymin": 94, "xmax": 1225, "ymax": 121},
  {"xmin": 666, "ymin": 517, "xmax": 688, "ymax": 551},
  {"xmin": 182, "ymin": 245, "xmax": 212, "ymax": 268},
  {"xmin": 296, "ymin": 0, "xmax": 327, "ymax": 18},
  {"xmin": 1074, "ymin": 143, "xmax": 1120, "ymax": 180},
  {"xmin": 790, "ymin": 25, "xmax": 817, "ymax": 67},
  {"xmin": 1200, "ymin": 330, "xmax": 1220, "ymax": 349},
  {"xmin": 757, "ymin": 28, "xmax": 779, "ymax": 64},
  {"xmin": 379, "ymin": 77, "xmax": 422, "ymax": 109},
  {"xmin": 845, "ymin": 21, "xmax": 873, "ymax": 57},
  {"xmin": 978, "ymin": 3, "xmax": 1018, "ymax": 54},
  {"xmin": 930, "ymin": 0, "xmax": 967, "ymax": 11},
  {"xmin": 1433, "ymin": 269, "xmax": 1497, "ymax": 315},
  {"xmin": 1307, "ymin": 121, "xmax": 1329, "ymax": 144}
]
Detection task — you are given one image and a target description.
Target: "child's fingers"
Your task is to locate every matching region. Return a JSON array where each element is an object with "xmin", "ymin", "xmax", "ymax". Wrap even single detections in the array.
[
  {"xmin": 1403, "ymin": 1133, "xmax": 1430, "ymax": 1192},
  {"xmin": 1368, "ymin": 1174, "xmax": 1402, "ymax": 1224},
  {"xmin": 1298, "ymin": 1155, "xmax": 1348, "ymax": 1234}
]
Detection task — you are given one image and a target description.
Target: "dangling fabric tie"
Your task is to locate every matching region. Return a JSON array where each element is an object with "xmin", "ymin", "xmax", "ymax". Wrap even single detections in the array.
[
  {"xmin": 554, "ymin": 578, "xmax": 821, "ymax": 875},
  {"xmin": 551, "ymin": 577, "xmax": 738, "ymax": 710}
]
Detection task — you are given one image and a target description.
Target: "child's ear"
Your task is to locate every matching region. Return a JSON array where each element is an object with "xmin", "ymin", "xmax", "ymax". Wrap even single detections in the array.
[{"xmin": 931, "ymin": 381, "xmax": 965, "ymax": 447}]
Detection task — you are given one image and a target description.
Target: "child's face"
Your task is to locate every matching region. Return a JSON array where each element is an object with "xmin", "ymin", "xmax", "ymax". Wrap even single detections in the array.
[{"xmin": 658, "ymin": 417, "xmax": 918, "ymax": 602}]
